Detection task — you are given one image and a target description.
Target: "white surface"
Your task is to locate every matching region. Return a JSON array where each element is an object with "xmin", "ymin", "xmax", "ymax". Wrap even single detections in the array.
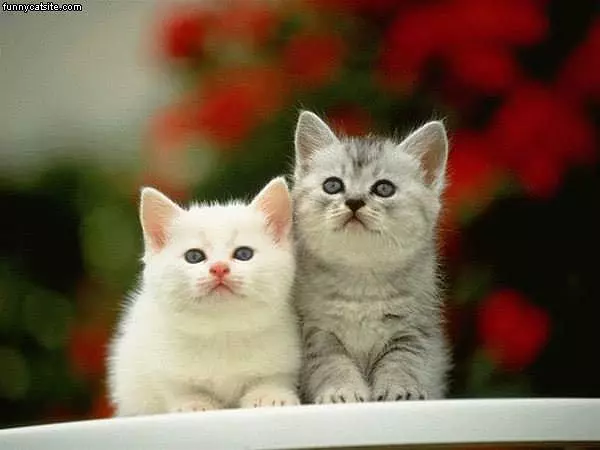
[{"xmin": 1, "ymin": 399, "xmax": 599, "ymax": 449}]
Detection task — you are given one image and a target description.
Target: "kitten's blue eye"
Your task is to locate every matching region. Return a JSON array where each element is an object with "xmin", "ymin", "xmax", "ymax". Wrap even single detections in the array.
[
  {"xmin": 233, "ymin": 246, "xmax": 254, "ymax": 261},
  {"xmin": 371, "ymin": 180, "xmax": 396, "ymax": 198},
  {"xmin": 323, "ymin": 177, "xmax": 344, "ymax": 195},
  {"xmin": 184, "ymin": 249, "xmax": 206, "ymax": 264}
]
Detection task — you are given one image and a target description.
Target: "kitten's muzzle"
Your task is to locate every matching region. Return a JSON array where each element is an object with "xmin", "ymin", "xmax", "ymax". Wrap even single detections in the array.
[
  {"xmin": 342, "ymin": 212, "xmax": 367, "ymax": 229},
  {"xmin": 206, "ymin": 262, "xmax": 238, "ymax": 295},
  {"xmin": 345, "ymin": 198, "xmax": 366, "ymax": 212},
  {"xmin": 209, "ymin": 262, "xmax": 230, "ymax": 279},
  {"xmin": 210, "ymin": 282, "xmax": 235, "ymax": 295}
]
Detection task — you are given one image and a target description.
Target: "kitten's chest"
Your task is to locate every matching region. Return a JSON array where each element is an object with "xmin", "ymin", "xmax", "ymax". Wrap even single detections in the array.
[
  {"xmin": 298, "ymin": 268, "xmax": 409, "ymax": 361},
  {"xmin": 158, "ymin": 333, "xmax": 248, "ymax": 404},
  {"xmin": 163, "ymin": 330, "xmax": 264, "ymax": 378},
  {"xmin": 158, "ymin": 322, "xmax": 297, "ymax": 397},
  {"xmin": 300, "ymin": 264, "xmax": 404, "ymax": 303},
  {"xmin": 318, "ymin": 300, "xmax": 397, "ymax": 363}
]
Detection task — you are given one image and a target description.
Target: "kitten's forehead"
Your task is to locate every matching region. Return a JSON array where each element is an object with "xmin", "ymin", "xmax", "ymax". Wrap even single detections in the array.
[
  {"xmin": 313, "ymin": 137, "xmax": 418, "ymax": 182},
  {"xmin": 171, "ymin": 203, "xmax": 265, "ymax": 247},
  {"xmin": 344, "ymin": 136, "xmax": 388, "ymax": 169}
]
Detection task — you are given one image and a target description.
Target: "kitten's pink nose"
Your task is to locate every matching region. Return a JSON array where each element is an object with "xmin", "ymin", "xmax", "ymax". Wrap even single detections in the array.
[{"xmin": 209, "ymin": 262, "xmax": 230, "ymax": 279}]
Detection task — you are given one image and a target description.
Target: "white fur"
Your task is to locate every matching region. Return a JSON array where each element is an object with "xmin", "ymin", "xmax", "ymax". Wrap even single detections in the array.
[{"xmin": 108, "ymin": 180, "xmax": 301, "ymax": 415}]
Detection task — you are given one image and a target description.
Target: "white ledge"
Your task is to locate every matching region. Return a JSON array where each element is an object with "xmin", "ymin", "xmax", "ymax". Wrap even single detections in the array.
[{"xmin": 1, "ymin": 399, "xmax": 599, "ymax": 449}]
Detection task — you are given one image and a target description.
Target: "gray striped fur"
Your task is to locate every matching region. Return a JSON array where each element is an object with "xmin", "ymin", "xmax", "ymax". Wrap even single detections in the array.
[{"xmin": 292, "ymin": 111, "xmax": 450, "ymax": 403}]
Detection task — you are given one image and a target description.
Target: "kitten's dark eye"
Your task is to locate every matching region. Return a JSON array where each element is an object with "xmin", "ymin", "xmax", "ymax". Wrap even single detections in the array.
[
  {"xmin": 372, "ymin": 180, "xmax": 396, "ymax": 197},
  {"xmin": 323, "ymin": 177, "xmax": 344, "ymax": 195},
  {"xmin": 184, "ymin": 249, "xmax": 206, "ymax": 264},
  {"xmin": 233, "ymin": 246, "xmax": 254, "ymax": 261}
]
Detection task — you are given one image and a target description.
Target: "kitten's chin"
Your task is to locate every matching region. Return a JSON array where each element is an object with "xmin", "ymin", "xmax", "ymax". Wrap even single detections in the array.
[
  {"xmin": 188, "ymin": 291, "xmax": 241, "ymax": 308},
  {"xmin": 194, "ymin": 280, "xmax": 244, "ymax": 300},
  {"xmin": 209, "ymin": 284, "xmax": 236, "ymax": 296},
  {"xmin": 339, "ymin": 216, "xmax": 370, "ymax": 232},
  {"xmin": 334, "ymin": 213, "xmax": 380, "ymax": 237}
]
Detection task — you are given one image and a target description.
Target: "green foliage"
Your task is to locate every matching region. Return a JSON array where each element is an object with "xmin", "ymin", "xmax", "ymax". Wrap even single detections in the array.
[
  {"xmin": 0, "ymin": 162, "xmax": 139, "ymax": 426},
  {"xmin": 81, "ymin": 204, "xmax": 139, "ymax": 289},
  {"xmin": 0, "ymin": 346, "xmax": 29, "ymax": 401},
  {"xmin": 22, "ymin": 288, "xmax": 73, "ymax": 350}
]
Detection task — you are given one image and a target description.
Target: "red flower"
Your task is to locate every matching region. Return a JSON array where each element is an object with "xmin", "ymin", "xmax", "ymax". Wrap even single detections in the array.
[
  {"xmin": 444, "ymin": 131, "xmax": 503, "ymax": 222},
  {"xmin": 89, "ymin": 392, "xmax": 114, "ymax": 419},
  {"xmin": 211, "ymin": 1, "xmax": 278, "ymax": 47},
  {"xmin": 478, "ymin": 289, "xmax": 550, "ymax": 371},
  {"xmin": 160, "ymin": 8, "xmax": 213, "ymax": 60},
  {"xmin": 140, "ymin": 170, "xmax": 189, "ymax": 204},
  {"xmin": 448, "ymin": 45, "xmax": 520, "ymax": 93},
  {"xmin": 444, "ymin": 0, "xmax": 547, "ymax": 48},
  {"xmin": 558, "ymin": 18, "xmax": 600, "ymax": 103},
  {"xmin": 68, "ymin": 327, "xmax": 108, "ymax": 379},
  {"xmin": 379, "ymin": 0, "xmax": 547, "ymax": 93},
  {"xmin": 196, "ymin": 87, "xmax": 257, "ymax": 147},
  {"xmin": 379, "ymin": 3, "xmax": 446, "ymax": 90},
  {"xmin": 306, "ymin": 0, "xmax": 402, "ymax": 17},
  {"xmin": 511, "ymin": 156, "xmax": 563, "ymax": 198},
  {"xmin": 487, "ymin": 83, "xmax": 596, "ymax": 197},
  {"xmin": 149, "ymin": 102, "xmax": 196, "ymax": 152},
  {"xmin": 327, "ymin": 106, "xmax": 372, "ymax": 136},
  {"xmin": 195, "ymin": 67, "xmax": 287, "ymax": 147},
  {"xmin": 283, "ymin": 32, "xmax": 345, "ymax": 88}
]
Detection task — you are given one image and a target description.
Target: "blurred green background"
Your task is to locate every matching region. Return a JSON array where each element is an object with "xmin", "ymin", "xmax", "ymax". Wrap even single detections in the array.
[{"xmin": 0, "ymin": 0, "xmax": 599, "ymax": 428}]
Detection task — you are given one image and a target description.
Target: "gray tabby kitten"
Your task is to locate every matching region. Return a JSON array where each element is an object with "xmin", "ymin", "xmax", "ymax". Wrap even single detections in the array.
[{"xmin": 292, "ymin": 111, "xmax": 450, "ymax": 403}]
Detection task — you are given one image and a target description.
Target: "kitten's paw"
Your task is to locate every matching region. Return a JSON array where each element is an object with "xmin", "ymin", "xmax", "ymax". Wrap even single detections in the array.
[
  {"xmin": 240, "ymin": 386, "xmax": 300, "ymax": 408},
  {"xmin": 314, "ymin": 383, "xmax": 370, "ymax": 404},
  {"xmin": 172, "ymin": 398, "xmax": 222, "ymax": 413},
  {"xmin": 373, "ymin": 384, "xmax": 427, "ymax": 401}
]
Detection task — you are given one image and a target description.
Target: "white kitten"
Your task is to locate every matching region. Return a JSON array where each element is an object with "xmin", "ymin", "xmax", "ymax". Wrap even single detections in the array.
[{"xmin": 107, "ymin": 177, "xmax": 301, "ymax": 416}]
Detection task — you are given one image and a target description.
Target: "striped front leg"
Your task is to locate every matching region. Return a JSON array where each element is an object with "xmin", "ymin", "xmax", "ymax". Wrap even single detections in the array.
[
  {"xmin": 368, "ymin": 330, "xmax": 428, "ymax": 401},
  {"xmin": 301, "ymin": 326, "xmax": 370, "ymax": 404}
]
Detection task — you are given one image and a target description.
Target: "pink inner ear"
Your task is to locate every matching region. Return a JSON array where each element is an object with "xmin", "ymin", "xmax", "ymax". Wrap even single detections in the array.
[
  {"xmin": 262, "ymin": 195, "xmax": 292, "ymax": 243},
  {"xmin": 402, "ymin": 122, "xmax": 448, "ymax": 189},
  {"xmin": 267, "ymin": 207, "xmax": 291, "ymax": 243},
  {"xmin": 145, "ymin": 213, "xmax": 168, "ymax": 250},
  {"xmin": 421, "ymin": 148, "xmax": 444, "ymax": 186},
  {"xmin": 141, "ymin": 189, "xmax": 181, "ymax": 252},
  {"xmin": 253, "ymin": 179, "xmax": 292, "ymax": 243}
]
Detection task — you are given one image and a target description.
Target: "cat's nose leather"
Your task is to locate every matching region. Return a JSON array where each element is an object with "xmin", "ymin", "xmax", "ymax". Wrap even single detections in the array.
[
  {"xmin": 345, "ymin": 198, "xmax": 366, "ymax": 212},
  {"xmin": 209, "ymin": 262, "xmax": 230, "ymax": 278}
]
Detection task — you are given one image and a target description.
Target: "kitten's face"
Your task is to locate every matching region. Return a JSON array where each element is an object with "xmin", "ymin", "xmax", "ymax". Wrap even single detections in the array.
[
  {"xmin": 140, "ymin": 178, "xmax": 293, "ymax": 310},
  {"xmin": 293, "ymin": 112, "xmax": 448, "ymax": 266}
]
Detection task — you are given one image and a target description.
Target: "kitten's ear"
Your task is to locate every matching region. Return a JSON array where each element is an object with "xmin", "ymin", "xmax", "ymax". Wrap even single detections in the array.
[
  {"xmin": 400, "ymin": 121, "xmax": 449, "ymax": 191},
  {"xmin": 294, "ymin": 110, "xmax": 340, "ymax": 174},
  {"xmin": 140, "ymin": 187, "xmax": 183, "ymax": 253},
  {"xmin": 251, "ymin": 177, "xmax": 292, "ymax": 243}
]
